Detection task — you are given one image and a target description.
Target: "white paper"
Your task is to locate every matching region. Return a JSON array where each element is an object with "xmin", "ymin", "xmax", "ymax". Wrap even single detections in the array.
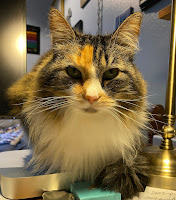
[{"xmin": 142, "ymin": 186, "xmax": 176, "ymax": 200}]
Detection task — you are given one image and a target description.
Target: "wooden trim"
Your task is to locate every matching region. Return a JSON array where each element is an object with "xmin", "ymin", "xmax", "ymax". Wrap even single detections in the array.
[
  {"xmin": 61, "ymin": 0, "xmax": 64, "ymax": 15},
  {"xmin": 159, "ymin": 4, "xmax": 171, "ymax": 20},
  {"xmin": 80, "ymin": 0, "xmax": 90, "ymax": 8}
]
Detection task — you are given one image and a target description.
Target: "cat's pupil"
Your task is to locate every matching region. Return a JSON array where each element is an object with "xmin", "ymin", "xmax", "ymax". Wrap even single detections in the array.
[{"xmin": 109, "ymin": 69, "xmax": 113, "ymax": 74}]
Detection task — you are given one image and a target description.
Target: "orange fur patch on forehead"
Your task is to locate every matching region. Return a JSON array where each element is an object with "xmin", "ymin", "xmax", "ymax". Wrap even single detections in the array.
[
  {"xmin": 78, "ymin": 45, "xmax": 94, "ymax": 66},
  {"xmin": 70, "ymin": 45, "xmax": 94, "ymax": 71}
]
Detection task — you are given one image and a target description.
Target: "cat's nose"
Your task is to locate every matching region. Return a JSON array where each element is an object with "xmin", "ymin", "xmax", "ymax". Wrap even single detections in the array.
[{"xmin": 85, "ymin": 95, "xmax": 99, "ymax": 104}]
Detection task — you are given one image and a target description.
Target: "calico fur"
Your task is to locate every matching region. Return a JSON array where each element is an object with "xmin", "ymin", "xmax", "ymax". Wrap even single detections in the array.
[{"xmin": 7, "ymin": 9, "xmax": 149, "ymax": 199}]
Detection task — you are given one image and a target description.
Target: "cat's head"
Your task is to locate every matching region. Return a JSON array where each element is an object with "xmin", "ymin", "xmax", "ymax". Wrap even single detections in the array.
[{"xmin": 36, "ymin": 9, "xmax": 147, "ymax": 116}]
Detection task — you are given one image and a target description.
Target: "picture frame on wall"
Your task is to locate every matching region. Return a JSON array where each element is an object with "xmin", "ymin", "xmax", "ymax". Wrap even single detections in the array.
[
  {"xmin": 27, "ymin": 25, "xmax": 40, "ymax": 54},
  {"xmin": 73, "ymin": 20, "xmax": 83, "ymax": 33},
  {"xmin": 115, "ymin": 7, "xmax": 134, "ymax": 30},
  {"xmin": 139, "ymin": 0, "xmax": 161, "ymax": 11}
]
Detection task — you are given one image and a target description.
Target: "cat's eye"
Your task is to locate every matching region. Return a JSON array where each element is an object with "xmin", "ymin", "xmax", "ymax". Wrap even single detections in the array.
[
  {"xmin": 66, "ymin": 66, "xmax": 82, "ymax": 79},
  {"xmin": 103, "ymin": 68, "xmax": 119, "ymax": 80}
]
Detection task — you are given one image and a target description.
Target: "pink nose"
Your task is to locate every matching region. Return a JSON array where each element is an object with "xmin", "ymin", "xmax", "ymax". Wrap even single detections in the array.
[{"xmin": 85, "ymin": 95, "xmax": 99, "ymax": 104}]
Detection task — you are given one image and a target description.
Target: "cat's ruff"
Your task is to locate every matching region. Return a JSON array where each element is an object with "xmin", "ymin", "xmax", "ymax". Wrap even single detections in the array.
[{"xmin": 27, "ymin": 107, "xmax": 146, "ymax": 182}]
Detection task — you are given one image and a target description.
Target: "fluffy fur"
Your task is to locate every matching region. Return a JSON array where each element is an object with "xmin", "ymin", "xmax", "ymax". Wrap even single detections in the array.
[{"xmin": 7, "ymin": 9, "xmax": 149, "ymax": 199}]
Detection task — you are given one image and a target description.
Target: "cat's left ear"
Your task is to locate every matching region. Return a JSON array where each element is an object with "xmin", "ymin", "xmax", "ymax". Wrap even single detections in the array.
[
  {"xmin": 111, "ymin": 12, "xmax": 142, "ymax": 53},
  {"xmin": 49, "ymin": 8, "xmax": 76, "ymax": 45}
]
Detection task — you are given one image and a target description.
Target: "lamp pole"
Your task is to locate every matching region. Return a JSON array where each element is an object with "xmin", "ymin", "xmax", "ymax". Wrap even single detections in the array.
[{"xmin": 160, "ymin": 0, "xmax": 176, "ymax": 150}]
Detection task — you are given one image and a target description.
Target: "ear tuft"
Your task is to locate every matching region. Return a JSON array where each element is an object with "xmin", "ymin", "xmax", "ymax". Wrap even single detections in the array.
[
  {"xmin": 111, "ymin": 12, "xmax": 143, "ymax": 52},
  {"xmin": 49, "ymin": 8, "xmax": 75, "ymax": 45}
]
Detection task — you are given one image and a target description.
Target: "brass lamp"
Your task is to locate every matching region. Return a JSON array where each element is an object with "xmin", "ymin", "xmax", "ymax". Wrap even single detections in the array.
[{"xmin": 144, "ymin": 0, "xmax": 176, "ymax": 190}]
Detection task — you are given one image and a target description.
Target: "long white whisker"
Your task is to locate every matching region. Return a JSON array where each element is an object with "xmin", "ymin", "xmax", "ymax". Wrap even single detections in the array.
[
  {"xmin": 109, "ymin": 107, "xmax": 161, "ymax": 134},
  {"xmin": 116, "ymin": 99, "xmax": 167, "ymax": 126},
  {"xmin": 42, "ymin": 100, "xmax": 74, "ymax": 111},
  {"xmin": 26, "ymin": 96, "xmax": 74, "ymax": 109},
  {"xmin": 35, "ymin": 98, "xmax": 70, "ymax": 107},
  {"xmin": 114, "ymin": 98, "xmax": 143, "ymax": 102},
  {"xmin": 48, "ymin": 103, "xmax": 73, "ymax": 114},
  {"xmin": 28, "ymin": 100, "xmax": 74, "ymax": 115},
  {"xmin": 122, "ymin": 101, "xmax": 160, "ymax": 130},
  {"xmin": 12, "ymin": 96, "xmax": 74, "ymax": 105},
  {"xmin": 38, "ymin": 100, "xmax": 72, "ymax": 109},
  {"xmin": 105, "ymin": 108, "xmax": 131, "ymax": 132},
  {"xmin": 38, "ymin": 100, "xmax": 73, "ymax": 111},
  {"xmin": 115, "ymin": 104, "xmax": 139, "ymax": 114}
]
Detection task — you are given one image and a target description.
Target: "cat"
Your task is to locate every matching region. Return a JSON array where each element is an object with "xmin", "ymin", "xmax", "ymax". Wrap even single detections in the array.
[{"xmin": 7, "ymin": 8, "xmax": 149, "ymax": 199}]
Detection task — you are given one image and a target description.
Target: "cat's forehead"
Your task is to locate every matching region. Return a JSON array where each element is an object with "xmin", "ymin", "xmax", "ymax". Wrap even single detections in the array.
[
  {"xmin": 77, "ymin": 33, "xmax": 111, "ymax": 47},
  {"xmin": 70, "ymin": 43, "xmax": 107, "ymax": 77},
  {"xmin": 69, "ymin": 34, "xmax": 111, "ymax": 72}
]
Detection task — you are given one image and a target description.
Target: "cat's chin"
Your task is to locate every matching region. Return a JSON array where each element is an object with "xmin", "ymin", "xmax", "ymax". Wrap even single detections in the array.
[{"xmin": 83, "ymin": 107, "xmax": 98, "ymax": 113}]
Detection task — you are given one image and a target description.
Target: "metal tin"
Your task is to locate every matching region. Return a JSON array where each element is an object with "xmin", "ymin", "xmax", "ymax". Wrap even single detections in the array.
[{"xmin": 0, "ymin": 167, "xmax": 71, "ymax": 199}]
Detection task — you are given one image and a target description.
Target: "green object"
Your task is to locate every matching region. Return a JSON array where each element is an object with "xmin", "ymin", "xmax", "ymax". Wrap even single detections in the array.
[{"xmin": 70, "ymin": 182, "xmax": 121, "ymax": 200}]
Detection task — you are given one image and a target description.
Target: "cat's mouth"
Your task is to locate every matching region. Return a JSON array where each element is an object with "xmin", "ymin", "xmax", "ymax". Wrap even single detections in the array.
[{"xmin": 83, "ymin": 107, "xmax": 98, "ymax": 113}]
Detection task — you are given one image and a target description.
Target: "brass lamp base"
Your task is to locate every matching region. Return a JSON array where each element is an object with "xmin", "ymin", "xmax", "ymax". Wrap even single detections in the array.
[{"xmin": 144, "ymin": 146, "xmax": 176, "ymax": 190}]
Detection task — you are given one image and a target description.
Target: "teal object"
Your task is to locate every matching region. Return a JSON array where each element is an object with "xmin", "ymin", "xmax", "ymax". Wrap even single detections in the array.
[{"xmin": 70, "ymin": 182, "xmax": 121, "ymax": 200}]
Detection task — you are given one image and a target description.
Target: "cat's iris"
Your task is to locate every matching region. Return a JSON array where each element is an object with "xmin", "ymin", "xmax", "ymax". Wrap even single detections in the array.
[
  {"xmin": 66, "ymin": 66, "xmax": 82, "ymax": 79},
  {"xmin": 103, "ymin": 68, "xmax": 119, "ymax": 80}
]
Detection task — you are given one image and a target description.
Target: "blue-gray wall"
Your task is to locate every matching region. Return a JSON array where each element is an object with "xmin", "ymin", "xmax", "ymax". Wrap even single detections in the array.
[{"xmin": 26, "ymin": 0, "xmax": 52, "ymax": 72}]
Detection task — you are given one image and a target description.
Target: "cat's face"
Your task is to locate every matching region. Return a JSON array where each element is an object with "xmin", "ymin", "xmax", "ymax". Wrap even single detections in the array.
[{"xmin": 36, "ymin": 9, "xmax": 146, "ymax": 116}]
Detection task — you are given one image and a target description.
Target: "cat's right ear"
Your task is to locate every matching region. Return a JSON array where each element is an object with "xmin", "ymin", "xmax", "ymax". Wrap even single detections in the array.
[
  {"xmin": 110, "ymin": 12, "xmax": 142, "ymax": 55},
  {"xmin": 49, "ymin": 8, "xmax": 75, "ymax": 45}
]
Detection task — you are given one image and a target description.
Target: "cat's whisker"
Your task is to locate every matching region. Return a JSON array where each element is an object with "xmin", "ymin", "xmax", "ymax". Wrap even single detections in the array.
[
  {"xmin": 33, "ymin": 100, "xmax": 73, "ymax": 112},
  {"xmin": 115, "ymin": 99, "xmax": 167, "ymax": 127},
  {"xmin": 35, "ymin": 97, "xmax": 71, "ymax": 106},
  {"xmin": 35, "ymin": 100, "xmax": 70, "ymax": 110},
  {"xmin": 114, "ymin": 103, "xmax": 159, "ymax": 130},
  {"xmin": 105, "ymin": 108, "xmax": 131, "ymax": 132},
  {"xmin": 114, "ymin": 95, "xmax": 148, "ymax": 102},
  {"xmin": 48, "ymin": 103, "xmax": 74, "ymax": 114},
  {"xmin": 109, "ymin": 107, "xmax": 161, "ymax": 135},
  {"xmin": 14, "ymin": 96, "xmax": 74, "ymax": 105},
  {"xmin": 115, "ymin": 99, "xmax": 168, "ymax": 127},
  {"xmin": 34, "ymin": 100, "xmax": 74, "ymax": 114},
  {"xmin": 115, "ymin": 104, "xmax": 140, "ymax": 116},
  {"xmin": 32, "ymin": 96, "xmax": 73, "ymax": 102},
  {"xmin": 26, "ymin": 99, "xmax": 74, "ymax": 115},
  {"xmin": 114, "ymin": 99, "xmax": 142, "ymax": 102},
  {"xmin": 111, "ymin": 90, "xmax": 138, "ymax": 95}
]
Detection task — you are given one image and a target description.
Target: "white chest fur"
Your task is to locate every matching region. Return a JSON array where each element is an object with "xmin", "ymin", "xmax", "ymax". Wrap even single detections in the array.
[{"xmin": 29, "ymin": 108, "xmax": 143, "ymax": 181}]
